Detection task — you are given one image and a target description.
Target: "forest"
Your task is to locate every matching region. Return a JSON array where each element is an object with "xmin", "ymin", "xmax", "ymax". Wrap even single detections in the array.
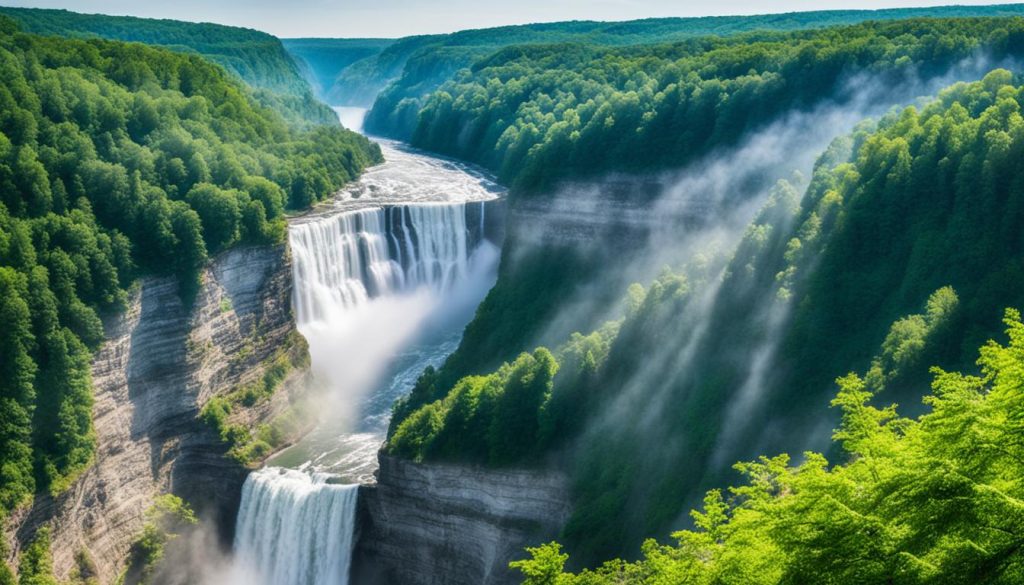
[
  {"xmin": 318, "ymin": 4, "xmax": 1024, "ymax": 108},
  {"xmin": 5, "ymin": 3, "xmax": 1024, "ymax": 583},
  {"xmin": 0, "ymin": 7, "xmax": 337, "ymax": 126},
  {"xmin": 512, "ymin": 308, "xmax": 1024, "ymax": 584},
  {"xmin": 366, "ymin": 17, "xmax": 1024, "ymax": 189},
  {"xmin": 0, "ymin": 13, "xmax": 379, "ymax": 542},
  {"xmin": 386, "ymin": 70, "xmax": 1024, "ymax": 566}
]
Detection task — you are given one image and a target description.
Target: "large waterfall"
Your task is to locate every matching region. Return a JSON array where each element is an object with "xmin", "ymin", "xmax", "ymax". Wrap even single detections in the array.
[
  {"xmin": 233, "ymin": 197, "xmax": 498, "ymax": 585},
  {"xmin": 230, "ymin": 104, "xmax": 502, "ymax": 585},
  {"xmin": 289, "ymin": 202, "xmax": 485, "ymax": 324},
  {"xmin": 234, "ymin": 468, "xmax": 359, "ymax": 585}
]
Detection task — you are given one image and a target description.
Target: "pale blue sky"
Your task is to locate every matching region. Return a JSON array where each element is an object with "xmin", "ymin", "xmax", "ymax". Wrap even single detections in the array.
[{"xmin": 2, "ymin": 0, "xmax": 1022, "ymax": 38}]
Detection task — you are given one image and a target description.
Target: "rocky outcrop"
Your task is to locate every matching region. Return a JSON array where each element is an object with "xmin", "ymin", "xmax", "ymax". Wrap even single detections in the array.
[
  {"xmin": 5, "ymin": 244, "xmax": 309, "ymax": 582},
  {"xmin": 352, "ymin": 454, "xmax": 571, "ymax": 585},
  {"xmin": 509, "ymin": 178, "xmax": 712, "ymax": 246}
]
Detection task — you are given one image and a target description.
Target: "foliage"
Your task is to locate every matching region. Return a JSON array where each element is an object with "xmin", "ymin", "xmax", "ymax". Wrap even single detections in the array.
[
  {"xmin": 390, "ymin": 73, "xmax": 1024, "ymax": 562},
  {"xmin": 16, "ymin": 528, "xmax": 57, "ymax": 585},
  {"xmin": 199, "ymin": 332, "xmax": 310, "ymax": 465},
  {"xmin": 0, "ymin": 7, "xmax": 336, "ymax": 126},
  {"xmin": 551, "ymin": 71, "xmax": 1024, "ymax": 560},
  {"xmin": 432, "ymin": 242, "xmax": 610, "ymax": 395},
  {"xmin": 386, "ymin": 302, "xmax": 621, "ymax": 465},
  {"xmin": 0, "ymin": 18, "xmax": 377, "ymax": 520},
  {"xmin": 122, "ymin": 495, "xmax": 197, "ymax": 585},
  {"xmin": 779, "ymin": 69, "xmax": 1024, "ymax": 416},
  {"xmin": 389, "ymin": 348, "xmax": 559, "ymax": 464},
  {"xmin": 512, "ymin": 309, "xmax": 1024, "ymax": 584},
  {"xmin": 340, "ymin": 4, "xmax": 1024, "ymax": 109},
  {"xmin": 0, "ymin": 535, "xmax": 13, "ymax": 585},
  {"xmin": 371, "ymin": 17, "xmax": 1024, "ymax": 191}
]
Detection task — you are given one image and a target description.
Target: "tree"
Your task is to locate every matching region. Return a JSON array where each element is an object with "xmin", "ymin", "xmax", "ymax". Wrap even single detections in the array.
[
  {"xmin": 0, "ymin": 268, "xmax": 36, "ymax": 510},
  {"xmin": 512, "ymin": 309, "xmax": 1024, "ymax": 584},
  {"xmin": 185, "ymin": 183, "xmax": 240, "ymax": 254},
  {"xmin": 17, "ymin": 528, "xmax": 58, "ymax": 585},
  {"xmin": 487, "ymin": 348, "xmax": 558, "ymax": 465}
]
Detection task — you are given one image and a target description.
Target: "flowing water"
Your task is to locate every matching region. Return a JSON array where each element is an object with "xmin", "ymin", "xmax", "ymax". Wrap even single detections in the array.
[{"xmin": 232, "ymin": 107, "xmax": 504, "ymax": 584}]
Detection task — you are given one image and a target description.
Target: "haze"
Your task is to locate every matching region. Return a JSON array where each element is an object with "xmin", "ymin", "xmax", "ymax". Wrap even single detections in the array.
[{"xmin": 1, "ymin": 0, "xmax": 1021, "ymax": 37}]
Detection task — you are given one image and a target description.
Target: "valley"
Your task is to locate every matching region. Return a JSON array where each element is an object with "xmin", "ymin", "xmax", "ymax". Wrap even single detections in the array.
[{"xmin": 2, "ymin": 4, "xmax": 1024, "ymax": 585}]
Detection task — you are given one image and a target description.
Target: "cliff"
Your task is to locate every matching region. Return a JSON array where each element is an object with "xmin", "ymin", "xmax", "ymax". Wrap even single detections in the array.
[
  {"xmin": 4, "ymin": 244, "xmax": 309, "ymax": 582},
  {"xmin": 352, "ymin": 454, "xmax": 571, "ymax": 585}
]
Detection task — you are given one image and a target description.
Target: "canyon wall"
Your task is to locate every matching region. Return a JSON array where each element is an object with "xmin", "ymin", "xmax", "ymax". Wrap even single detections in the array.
[
  {"xmin": 352, "ymin": 454, "xmax": 571, "ymax": 585},
  {"xmin": 5, "ymin": 244, "xmax": 309, "ymax": 582}
]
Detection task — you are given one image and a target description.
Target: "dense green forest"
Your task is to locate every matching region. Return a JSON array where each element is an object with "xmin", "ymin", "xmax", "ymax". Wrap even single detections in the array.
[
  {"xmin": 387, "ymin": 71, "xmax": 1024, "ymax": 562},
  {"xmin": 0, "ymin": 7, "xmax": 336, "ymax": 126},
  {"xmin": 511, "ymin": 308, "xmax": 1024, "ymax": 584},
  {"xmin": 325, "ymin": 4, "xmax": 1024, "ymax": 108},
  {"xmin": 419, "ymin": 15, "xmax": 1024, "ymax": 429},
  {"xmin": 0, "ymin": 14, "xmax": 379, "ymax": 530},
  {"xmin": 281, "ymin": 38, "xmax": 394, "ymax": 102},
  {"xmin": 370, "ymin": 17, "xmax": 1024, "ymax": 189}
]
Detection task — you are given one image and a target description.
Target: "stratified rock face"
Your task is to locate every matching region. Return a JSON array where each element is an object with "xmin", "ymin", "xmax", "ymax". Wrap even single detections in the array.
[
  {"xmin": 352, "ymin": 455, "xmax": 571, "ymax": 585},
  {"xmin": 5, "ymin": 245, "xmax": 308, "ymax": 582}
]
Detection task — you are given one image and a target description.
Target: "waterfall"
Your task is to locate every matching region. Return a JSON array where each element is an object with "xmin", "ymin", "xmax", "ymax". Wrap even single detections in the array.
[
  {"xmin": 233, "ymin": 200, "xmax": 496, "ymax": 585},
  {"xmin": 289, "ymin": 202, "xmax": 480, "ymax": 326},
  {"xmin": 234, "ymin": 468, "xmax": 359, "ymax": 585}
]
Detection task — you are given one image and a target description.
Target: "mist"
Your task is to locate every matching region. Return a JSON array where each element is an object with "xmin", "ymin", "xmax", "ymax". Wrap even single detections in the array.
[{"xmin": 489, "ymin": 51, "xmax": 1024, "ymax": 542}]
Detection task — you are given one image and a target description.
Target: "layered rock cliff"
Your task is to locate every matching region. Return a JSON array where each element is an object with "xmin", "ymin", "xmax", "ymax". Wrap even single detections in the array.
[
  {"xmin": 4, "ymin": 244, "xmax": 309, "ymax": 582},
  {"xmin": 352, "ymin": 454, "xmax": 571, "ymax": 585}
]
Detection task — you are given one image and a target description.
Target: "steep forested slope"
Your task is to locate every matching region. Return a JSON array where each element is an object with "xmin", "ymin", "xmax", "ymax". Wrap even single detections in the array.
[
  {"xmin": 0, "ymin": 7, "xmax": 336, "ymax": 126},
  {"xmin": 330, "ymin": 4, "xmax": 1024, "ymax": 108},
  {"xmin": 513, "ymin": 308, "xmax": 1024, "ymax": 584},
  {"xmin": 422, "ymin": 16, "xmax": 1024, "ymax": 407},
  {"xmin": 0, "ymin": 15, "xmax": 379, "ymax": 538},
  {"xmin": 378, "ymin": 17, "xmax": 1024, "ymax": 187},
  {"xmin": 387, "ymin": 70, "xmax": 1024, "ymax": 563}
]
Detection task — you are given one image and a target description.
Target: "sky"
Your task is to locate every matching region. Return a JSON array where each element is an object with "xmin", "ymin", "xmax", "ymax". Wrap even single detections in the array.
[{"xmin": 2, "ymin": 0, "xmax": 1023, "ymax": 38}]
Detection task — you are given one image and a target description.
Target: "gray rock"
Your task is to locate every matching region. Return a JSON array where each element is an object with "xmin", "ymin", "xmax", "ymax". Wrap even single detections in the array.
[
  {"xmin": 352, "ymin": 454, "xmax": 571, "ymax": 585},
  {"xmin": 4, "ymin": 245, "xmax": 309, "ymax": 582}
]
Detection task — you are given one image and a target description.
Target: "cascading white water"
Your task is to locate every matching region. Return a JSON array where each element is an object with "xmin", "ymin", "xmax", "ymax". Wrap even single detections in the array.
[
  {"xmin": 289, "ymin": 203, "xmax": 475, "ymax": 325},
  {"xmin": 231, "ymin": 104, "xmax": 502, "ymax": 585},
  {"xmin": 234, "ymin": 468, "xmax": 358, "ymax": 585},
  {"xmin": 235, "ymin": 198, "xmax": 496, "ymax": 585}
]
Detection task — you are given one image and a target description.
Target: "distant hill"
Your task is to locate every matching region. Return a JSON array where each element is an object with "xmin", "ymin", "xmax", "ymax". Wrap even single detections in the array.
[
  {"xmin": 317, "ymin": 3, "xmax": 1024, "ymax": 106},
  {"xmin": 0, "ymin": 6, "xmax": 336, "ymax": 126}
]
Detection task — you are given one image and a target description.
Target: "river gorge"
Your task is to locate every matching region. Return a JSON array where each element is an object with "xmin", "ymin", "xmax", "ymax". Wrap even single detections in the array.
[{"xmin": 229, "ymin": 109, "xmax": 570, "ymax": 585}]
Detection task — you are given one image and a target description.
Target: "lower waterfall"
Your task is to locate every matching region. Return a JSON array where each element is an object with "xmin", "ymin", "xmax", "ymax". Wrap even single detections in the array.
[{"xmin": 234, "ymin": 468, "xmax": 358, "ymax": 585}]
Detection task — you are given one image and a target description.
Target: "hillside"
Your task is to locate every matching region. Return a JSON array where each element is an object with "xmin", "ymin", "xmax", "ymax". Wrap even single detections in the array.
[
  {"xmin": 372, "ymin": 16, "xmax": 1024, "ymax": 186},
  {"xmin": 383, "ymin": 18, "xmax": 1024, "ymax": 564},
  {"xmin": 0, "ymin": 6, "xmax": 337, "ymax": 126},
  {"xmin": 350, "ymin": 4, "xmax": 1024, "ymax": 112},
  {"xmin": 515, "ymin": 305, "xmax": 1024, "ymax": 583},
  {"xmin": 0, "ymin": 14, "xmax": 379, "ymax": 547}
]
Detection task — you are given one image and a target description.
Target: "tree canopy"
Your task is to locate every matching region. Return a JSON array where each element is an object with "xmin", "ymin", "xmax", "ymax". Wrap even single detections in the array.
[
  {"xmin": 0, "ymin": 17, "xmax": 379, "ymax": 521},
  {"xmin": 386, "ymin": 71, "xmax": 1024, "ymax": 564},
  {"xmin": 0, "ymin": 6, "xmax": 338, "ymax": 126},
  {"xmin": 512, "ymin": 307, "xmax": 1024, "ymax": 584}
]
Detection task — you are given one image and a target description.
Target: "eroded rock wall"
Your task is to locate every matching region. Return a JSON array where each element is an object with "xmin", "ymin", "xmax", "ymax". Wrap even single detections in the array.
[
  {"xmin": 5, "ymin": 244, "xmax": 308, "ymax": 582},
  {"xmin": 352, "ymin": 454, "xmax": 571, "ymax": 585}
]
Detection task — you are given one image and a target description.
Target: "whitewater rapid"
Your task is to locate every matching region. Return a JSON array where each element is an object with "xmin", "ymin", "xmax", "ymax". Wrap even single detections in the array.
[{"xmin": 232, "ymin": 107, "xmax": 503, "ymax": 585}]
